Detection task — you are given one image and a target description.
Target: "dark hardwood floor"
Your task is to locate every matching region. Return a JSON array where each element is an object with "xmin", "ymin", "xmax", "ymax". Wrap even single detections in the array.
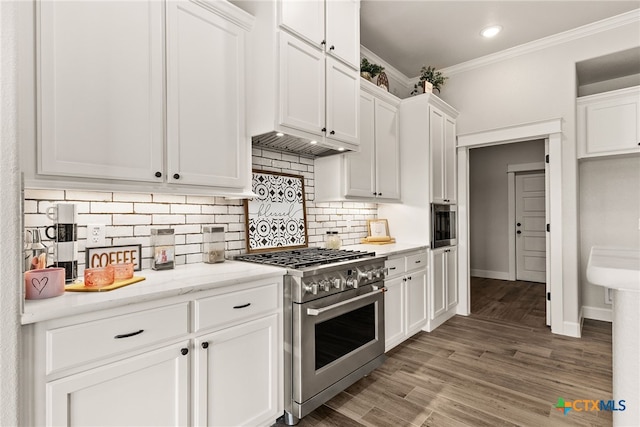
[{"xmin": 279, "ymin": 278, "xmax": 612, "ymax": 427}]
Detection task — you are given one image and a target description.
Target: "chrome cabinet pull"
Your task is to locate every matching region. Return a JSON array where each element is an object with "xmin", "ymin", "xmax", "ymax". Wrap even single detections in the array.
[
  {"xmin": 306, "ymin": 288, "xmax": 386, "ymax": 316},
  {"xmin": 114, "ymin": 329, "xmax": 144, "ymax": 339}
]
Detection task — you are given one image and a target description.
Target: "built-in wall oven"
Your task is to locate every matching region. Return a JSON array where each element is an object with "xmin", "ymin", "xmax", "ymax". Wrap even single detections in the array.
[
  {"xmin": 431, "ymin": 203, "xmax": 457, "ymax": 248},
  {"xmin": 236, "ymin": 248, "xmax": 386, "ymax": 425}
]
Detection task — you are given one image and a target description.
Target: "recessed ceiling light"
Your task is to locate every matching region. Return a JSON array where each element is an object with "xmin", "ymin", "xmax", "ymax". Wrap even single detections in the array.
[
  {"xmin": 481, "ymin": 25, "xmax": 502, "ymax": 38},
  {"xmin": 310, "ymin": 140, "xmax": 317, "ymax": 145},
  {"xmin": 276, "ymin": 132, "xmax": 284, "ymax": 137},
  {"xmin": 337, "ymin": 147, "xmax": 345, "ymax": 152}
]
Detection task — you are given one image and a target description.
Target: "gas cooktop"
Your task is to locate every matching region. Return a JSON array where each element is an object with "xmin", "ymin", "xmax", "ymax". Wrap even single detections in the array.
[{"xmin": 235, "ymin": 247, "xmax": 375, "ymax": 269}]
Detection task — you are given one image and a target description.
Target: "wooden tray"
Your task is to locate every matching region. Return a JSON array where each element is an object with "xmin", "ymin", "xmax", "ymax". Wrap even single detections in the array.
[
  {"xmin": 65, "ymin": 276, "xmax": 145, "ymax": 292},
  {"xmin": 360, "ymin": 237, "xmax": 396, "ymax": 245}
]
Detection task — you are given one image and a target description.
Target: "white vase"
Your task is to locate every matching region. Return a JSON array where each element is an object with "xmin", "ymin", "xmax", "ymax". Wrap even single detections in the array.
[{"xmin": 423, "ymin": 81, "xmax": 433, "ymax": 93}]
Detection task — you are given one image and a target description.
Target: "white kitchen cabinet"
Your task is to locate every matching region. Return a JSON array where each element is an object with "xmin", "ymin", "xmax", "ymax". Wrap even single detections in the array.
[
  {"xmin": 47, "ymin": 341, "xmax": 190, "ymax": 427},
  {"xmin": 279, "ymin": 0, "xmax": 360, "ymax": 69},
  {"xmin": 383, "ymin": 250, "xmax": 428, "ymax": 352},
  {"xmin": 577, "ymin": 86, "xmax": 640, "ymax": 158},
  {"xmin": 430, "ymin": 246, "xmax": 457, "ymax": 330},
  {"xmin": 28, "ymin": 0, "xmax": 253, "ymax": 195},
  {"xmin": 195, "ymin": 315, "xmax": 279, "ymax": 427},
  {"xmin": 430, "ymin": 105, "xmax": 457, "ymax": 204},
  {"xmin": 314, "ymin": 80, "xmax": 400, "ymax": 202}
]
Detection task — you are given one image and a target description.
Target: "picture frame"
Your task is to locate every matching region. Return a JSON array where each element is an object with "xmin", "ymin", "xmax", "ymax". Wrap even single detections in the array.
[
  {"xmin": 367, "ymin": 219, "xmax": 390, "ymax": 238},
  {"xmin": 85, "ymin": 244, "xmax": 142, "ymax": 271},
  {"xmin": 244, "ymin": 170, "xmax": 309, "ymax": 253}
]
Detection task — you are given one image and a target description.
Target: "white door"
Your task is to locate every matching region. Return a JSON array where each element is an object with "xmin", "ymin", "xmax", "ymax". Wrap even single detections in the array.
[
  {"xmin": 429, "ymin": 106, "xmax": 445, "ymax": 203},
  {"xmin": 406, "ymin": 270, "xmax": 428, "ymax": 334},
  {"xmin": 325, "ymin": 0, "xmax": 360, "ymax": 68},
  {"xmin": 446, "ymin": 247, "xmax": 458, "ymax": 310},
  {"xmin": 345, "ymin": 91, "xmax": 375, "ymax": 197},
  {"xmin": 444, "ymin": 115, "xmax": 457, "ymax": 203},
  {"xmin": 515, "ymin": 172, "xmax": 546, "ymax": 283},
  {"xmin": 47, "ymin": 342, "xmax": 190, "ymax": 426},
  {"xmin": 374, "ymin": 98, "xmax": 400, "ymax": 200},
  {"xmin": 431, "ymin": 249, "xmax": 446, "ymax": 320},
  {"xmin": 166, "ymin": 0, "xmax": 249, "ymax": 188},
  {"xmin": 278, "ymin": 0, "xmax": 324, "ymax": 49},
  {"xmin": 195, "ymin": 315, "xmax": 279, "ymax": 427},
  {"xmin": 38, "ymin": 0, "xmax": 164, "ymax": 182},
  {"xmin": 326, "ymin": 56, "xmax": 359, "ymax": 145},
  {"xmin": 278, "ymin": 32, "xmax": 325, "ymax": 137},
  {"xmin": 384, "ymin": 276, "xmax": 405, "ymax": 351}
]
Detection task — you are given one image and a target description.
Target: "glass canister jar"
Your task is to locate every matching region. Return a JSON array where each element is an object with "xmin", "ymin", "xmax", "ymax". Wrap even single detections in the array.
[
  {"xmin": 325, "ymin": 231, "xmax": 341, "ymax": 250},
  {"xmin": 151, "ymin": 228, "xmax": 175, "ymax": 270},
  {"xmin": 203, "ymin": 226, "xmax": 225, "ymax": 263}
]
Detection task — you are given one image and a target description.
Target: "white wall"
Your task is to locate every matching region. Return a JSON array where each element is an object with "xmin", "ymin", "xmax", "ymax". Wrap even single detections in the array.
[
  {"xmin": 579, "ymin": 156, "xmax": 640, "ymax": 312},
  {"xmin": 469, "ymin": 140, "xmax": 545, "ymax": 278},
  {"xmin": 441, "ymin": 19, "xmax": 640, "ymax": 328}
]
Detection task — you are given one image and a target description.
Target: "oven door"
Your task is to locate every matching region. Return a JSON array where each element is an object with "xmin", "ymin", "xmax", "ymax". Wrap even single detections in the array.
[
  {"xmin": 292, "ymin": 285, "xmax": 385, "ymax": 404},
  {"xmin": 431, "ymin": 203, "xmax": 457, "ymax": 248}
]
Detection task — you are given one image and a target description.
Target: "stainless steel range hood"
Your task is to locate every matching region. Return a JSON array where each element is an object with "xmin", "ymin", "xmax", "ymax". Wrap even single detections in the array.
[{"xmin": 251, "ymin": 131, "xmax": 355, "ymax": 158}]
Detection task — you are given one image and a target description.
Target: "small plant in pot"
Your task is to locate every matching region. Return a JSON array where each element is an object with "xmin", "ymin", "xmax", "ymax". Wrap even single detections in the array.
[
  {"xmin": 360, "ymin": 58, "xmax": 385, "ymax": 82},
  {"xmin": 410, "ymin": 65, "xmax": 448, "ymax": 95}
]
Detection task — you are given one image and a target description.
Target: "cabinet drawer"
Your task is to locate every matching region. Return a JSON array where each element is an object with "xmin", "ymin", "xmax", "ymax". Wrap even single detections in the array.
[
  {"xmin": 385, "ymin": 257, "xmax": 406, "ymax": 279},
  {"xmin": 406, "ymin": 252, "xmax": 428, "ymax": 272},
  {"xmin": 195, "ymin": 283, "xmax": 279, "ymax": 332},
  {"xmin": 46, "ymin": 303, "xmax": 189, "ymax": 375}
]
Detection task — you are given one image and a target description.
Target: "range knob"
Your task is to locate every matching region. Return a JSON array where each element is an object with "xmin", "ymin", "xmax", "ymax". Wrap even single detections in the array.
[
  {"xmin": 358, "ymin": 270, "xmax": 373, "ymax": 281},
  {"xmin": 319, "ymin": 280, "xmax": 331, "ymax": 292},
  {"xmin": 374, "ymin": 268, "xmax": 382, "ymax": 279},
  {"xmin": 303, "ymin": 282, "xmax": 318, "ymax": 295},
  {"xmin": 331, "ymin": 277, "xmax": 342, "ymax": 289},
  {"xmin": 345, "ymin": 277, "xmax": 359, "ymax": 289}
]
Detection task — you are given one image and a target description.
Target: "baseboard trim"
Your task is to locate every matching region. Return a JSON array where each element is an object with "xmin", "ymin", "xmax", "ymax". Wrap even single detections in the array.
[
  {"xmin": 470, "ymin": 269, "xmax": 510, "ymax": 280},
  {"xmin": 582, "ymin": 305, "xmax": 613, "ymax": 322},
  {"xmin": 562, "ymin": 319, "xmax": 582, "ymax": 338}
]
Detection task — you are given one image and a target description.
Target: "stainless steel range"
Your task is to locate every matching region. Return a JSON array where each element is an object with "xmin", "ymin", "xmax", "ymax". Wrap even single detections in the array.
[{"xmin": 236, "ymin": 248, "xmax": 387, "ymax": 425}]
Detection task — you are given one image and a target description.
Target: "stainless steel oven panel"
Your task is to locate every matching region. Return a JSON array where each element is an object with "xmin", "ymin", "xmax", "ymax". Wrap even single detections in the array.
[
  {"xmin": 431, "ymin": 203, "xmax": 457, "ymax": 248},
  {"xmin": 292, "ymin": 284, "xmax": 385, "ymax": 403}
]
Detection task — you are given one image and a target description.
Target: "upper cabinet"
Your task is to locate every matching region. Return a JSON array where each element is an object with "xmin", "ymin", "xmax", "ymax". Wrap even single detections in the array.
[
  {"xmin": 26, "ymin": 0, "xmax": 254, "ymax": 195},
  {"xmin": 430, "ymin": 105, "xmax": 457, "ymax": 204},
  {"xmin": 239, "ymin": 0, "xmax": 360, "ymax": 152},
  {"xmin": 314, "ymin": 80, "xmax": 400, "ymax": 202},
  {"xmin": 577, "ymin": 86, "xmax": 640, "ymax": 159}
]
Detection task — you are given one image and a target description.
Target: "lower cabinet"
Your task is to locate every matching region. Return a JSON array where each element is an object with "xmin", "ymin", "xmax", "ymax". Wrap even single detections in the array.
[
  {"xmin": 430, "ymin": 246, "xmax": 458, "ymax": 330},
  {"xmin": 47, "ymin": 341, "xmax": 190, "ymax": 426},
  {"xmin": 28, "ymin": 278, "xmax": 283, "ymax": 427},
  {"xmin": 383, "ymin": 250, "xmax": 428, "ymax": 352}
]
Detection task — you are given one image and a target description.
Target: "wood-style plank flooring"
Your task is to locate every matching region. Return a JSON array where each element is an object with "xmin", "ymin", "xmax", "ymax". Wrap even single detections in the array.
[{"xmin": 278, "ymin": 278, "xmax": 612, "ymax": 427}]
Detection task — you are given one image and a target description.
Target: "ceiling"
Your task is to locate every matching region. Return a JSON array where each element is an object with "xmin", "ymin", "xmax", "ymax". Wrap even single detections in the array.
[{"xmin": 360, "ymin": 1, "xmax": 640, "ymax": 78}]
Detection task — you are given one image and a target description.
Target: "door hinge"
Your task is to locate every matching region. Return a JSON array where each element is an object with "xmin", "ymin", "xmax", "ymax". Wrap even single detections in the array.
[
  {"xmin": 547, "ymin": 292, "xmax": 551, "ymax": 301},
  {"xmin": 546, "ymin": 224, "xmax": 550, "ymax": 232},
  {"xmin": 545, "ymin": 154, "xmax": 549, "ymax": 163}
]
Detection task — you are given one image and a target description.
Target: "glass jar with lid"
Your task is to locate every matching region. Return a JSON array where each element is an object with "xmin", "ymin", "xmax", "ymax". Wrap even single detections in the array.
[
  {"xmin": 325, "ymin": 231, "xmax": 341, "ymax": 250},
  {"xmin": 151, "ymin": 228, "xmax": 175, "ymax": 270},
  {"xmin": 203, "ymin": 226, "xmax": 225, "ymax": 263}
]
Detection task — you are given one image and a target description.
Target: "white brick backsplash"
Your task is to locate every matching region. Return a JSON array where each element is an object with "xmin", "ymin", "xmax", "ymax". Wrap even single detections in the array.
[
  {"xmin": 134, "ymin": 225, "xmax": 152, "ymax": 236},
  {"xmin": 185, "ymin": 214, "xmax": 216, "ymax": 224},
  {"xmin": 228, "ymin": 205, "xmax": 245, "ymax": 215},
  {"xmin": 25, "ymin": 189, "xmax": 65, "ymax": 200},
  {"xmin": 134, "ymin": 203, "xmax": 170, "ymax": 214},
  {"xmin": 227, "ymin": 240, "xmax": 245, "ymax": 250},
  {"xmin": 175, "ymin": 235, "xmax": 186, "ymax": 245},
  {"xmin": 23, "ymin": 200, "xmax": 38, "ymax": 213},
  {"xmin": 176, "ymin": 244, "xmax": 201, "ymax": 255},
  {"xmin": 214, "ymin": 214, "xmax": 240, "ymax": 224},
  {"xmin": 107, "ymin": 226, "xmax": 134, "ymax": 237},
  {"xmin": 152, "ymin": 214, "xmax": 186, "ymax": 225},
  {"xmin": 112, "ymin": 214, "xmax": 151, "ymax": 226},
  {"xmin": 173, "ymin": 224, "xmax": 203, "ymax": 234},
  {"xmin": 186, "ymin": 234, "xmax": 203, "ymax": 244},
  {"xmin": 152, "ymin": 194, "xmax": 185, "ymax": 204},
  {"xmin": 171, "ymin": 204, "xmax": 201, "ymax": 214},
  {"xmin": 77, "ymin": 214, "xmax": 113, "ymax": 226},
  {"xmin": 91, "ymin": 202, "xmax": 133, "ymax": 213},
  {"xmin": 113, "ymin": 236, "xmax": 150, "ymax": 247},
  {"xmin": 186, "ymin": 253, "xmax": 203, "ymax": 264},
  {"xmin": 66, "ymin": 190, "xmax": 112, "ymax": 201},
  {"xmin": 228, "ymin": 222, "xmax": 244, "ymax": 232},
  {"xmin": 113, "ymin": 192, "xmax": 153, "ymax": 202},
  {"xmin": 202, "ymin": 205, "xmax": 228, "ymax": 214},
  {"xmin": 185, "ymin": 195, "xmax": 216, "ymax": 205}
]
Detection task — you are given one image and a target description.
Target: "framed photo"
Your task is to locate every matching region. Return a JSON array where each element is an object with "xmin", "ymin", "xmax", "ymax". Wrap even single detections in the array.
[
  {"xmin": 367, "ymin": 219, "xmax": 390, "ymax": 238},
  {"xmin": 85, "ymin": 244, "xmax": 142, "ymax": 271},
  {"xmin": 244, "ymin": 170, "xmax": 308, "ymax": 253}
]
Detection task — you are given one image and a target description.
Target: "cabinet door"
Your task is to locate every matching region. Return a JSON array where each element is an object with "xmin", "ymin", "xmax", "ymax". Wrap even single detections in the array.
[
  {"xmin": 278, "ymin": 0, "xmax": 324, "ymax": 49},
  {"xmin": 195, "ymin": 315, "xmax": 279, "ymax": 427},
  {"xmin": 345, "ymin": 91, "xmax": 376, "ymax": 198},
  {"xmin": 326, "ymin": 56, "xmax": 359, "ymax": 145},
  {"xmin": 47, "ymin": 342, "xmax": 189, "ymax": 426},
  {"xmin": 166, "ymin": 1, "xmax": 249, "ymax": 188},
  {"xmin": 384, "ymin": 276, "xmax": 405, "ymax": 351},
  {"xmin": 446, "ymin": 247, "xmax": 458, "ymax": 310},
  {"xmin": 375, "ymin": 98, "xmax": 401, "ymax": 200},
  {"xmin": 584, "ymin": 94, "xmax": 640, "ymax": 156},
  {"xmin": 278, "ymin": 32, "xmax": 325, "ymax": 137},
  {"xmin": 406, "ymin": 269, "xmax": 428, "ymax": 335},
  {"xmin": 38, "ymin": 1, "xmax": 163, "ymax": 182},
  {"xmin": 429, "ymin": 106, "xmax": 446, "ymax": 203},
  {"xmin": 431, "ymin": 249, "xmax": 446, "ymax": 320},
  {"xmin": 325, "ymin": 0, "xmax": 360, "ymax": 69},
  {"xmin": 444, "ymin": 115, "xmax": 457, "ymax": 203}
]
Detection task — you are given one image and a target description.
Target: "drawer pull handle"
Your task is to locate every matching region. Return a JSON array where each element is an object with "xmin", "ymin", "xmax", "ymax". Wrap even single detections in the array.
[
  {"xmin": 181, "ymin": 348, "xmax": 189, "ymax": 356},
  {"xmin": 390, "ymin": 267, "xmax": 397, "ymax": 270},
  {"xmin": 114, "ymin": 329, "xmax": 144, "ymax": 339},
  {"xmin": 415, "ymin": 260, "xmax": 421, "ymax": 263},
  {"xmin": 201, "ymin": 342, "xmax": 209, "ymax": 349},
  {"xmin": 233, "ymin": 303, "xmax": 251, "ymax": 309}
]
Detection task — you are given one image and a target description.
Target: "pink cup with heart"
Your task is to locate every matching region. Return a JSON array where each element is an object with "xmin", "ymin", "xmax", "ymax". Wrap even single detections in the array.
[{"xmin": 25, "ymin": 268, "xmax": 65, "ymax": 300}]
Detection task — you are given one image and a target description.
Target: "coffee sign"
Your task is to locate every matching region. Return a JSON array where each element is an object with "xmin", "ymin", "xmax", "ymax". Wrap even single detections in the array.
[{"xmin": 85, "ymin": 245, "xmax": 142, "ymax": 271}]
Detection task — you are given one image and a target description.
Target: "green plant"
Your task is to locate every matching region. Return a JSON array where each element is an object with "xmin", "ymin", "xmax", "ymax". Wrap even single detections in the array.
[
  {"xmin": 360, "ymin": 58, "xmax": 385, "ymax": 77},
  {"xmin": 410, "ymin": 65, "xmax": 448, "ymax": 95}
]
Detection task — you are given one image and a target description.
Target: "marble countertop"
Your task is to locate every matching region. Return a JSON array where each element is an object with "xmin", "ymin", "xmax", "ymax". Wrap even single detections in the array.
[
  {"xmin": 344, "ymin": 242, "xmax": 429, "ymax": 257},
  {"xmin": 22, "ymin": 261, "xmax": 287, "ymax": 325}
]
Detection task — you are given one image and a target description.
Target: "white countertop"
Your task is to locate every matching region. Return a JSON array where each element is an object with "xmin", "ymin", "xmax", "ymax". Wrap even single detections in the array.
[
  {"xmin": 344, "ymin": 242, "xmax": 429, "ymax": 257},
  {"xmin": 586, "ymin": 246, "xmax": 640, "ymax": 291},
  {"xmin": 22, "ymin": 261, "xmax": 287, "ymax": 325}
]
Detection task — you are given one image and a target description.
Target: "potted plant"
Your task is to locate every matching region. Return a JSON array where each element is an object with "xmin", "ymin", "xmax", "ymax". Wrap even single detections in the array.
[
  {"xmin": 410, "ymin": 65, "xmax": 448, "ymax": 95},
  {"xmin": 360, "ymin": 58, "xmax": 385, "ymax": 82}
]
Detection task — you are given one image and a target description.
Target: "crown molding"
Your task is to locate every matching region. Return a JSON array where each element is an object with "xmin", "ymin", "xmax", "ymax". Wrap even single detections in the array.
[
  {"xmin": 360, "ymin": 45, "xmax": 412, "ymax": 89},
  {"xmin": 442, "ymin": 8, "xmax": 640, "ymax": 76}
]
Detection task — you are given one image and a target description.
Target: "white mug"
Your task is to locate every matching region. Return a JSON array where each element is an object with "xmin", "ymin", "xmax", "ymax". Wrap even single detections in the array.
[{"xmin": 46, "ymin": 203, "xmax": 77, "ymax": 224}]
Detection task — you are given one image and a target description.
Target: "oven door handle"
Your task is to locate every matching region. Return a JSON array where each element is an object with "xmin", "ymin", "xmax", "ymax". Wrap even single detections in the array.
[{"xmin": 306, "ymin": 287, "xmax": 387, "ymax": 316}]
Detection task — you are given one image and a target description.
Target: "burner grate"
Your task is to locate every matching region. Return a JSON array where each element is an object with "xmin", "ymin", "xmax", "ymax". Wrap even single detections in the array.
[{"xmin": 235, "ymin": 247, "xmax": 375, "ymax": 269}]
